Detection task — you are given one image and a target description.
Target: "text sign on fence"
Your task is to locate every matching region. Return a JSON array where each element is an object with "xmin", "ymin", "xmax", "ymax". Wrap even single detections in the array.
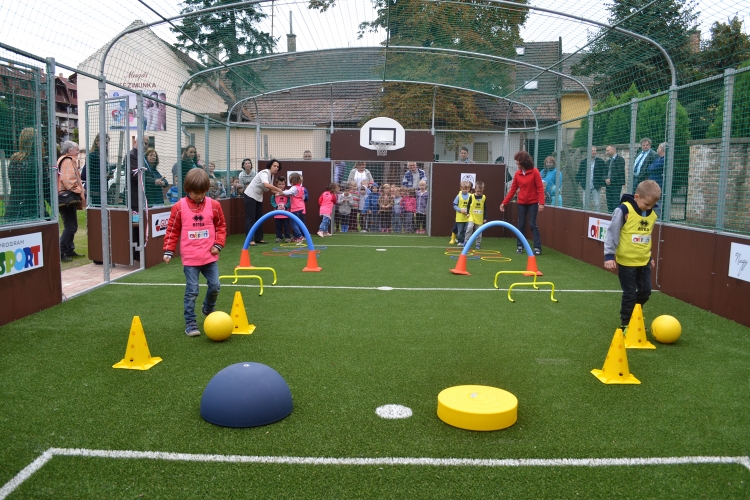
[
  {"xmin": 152, "ymin": 212, "xmax": 170, "ymax": 238},
  {"xmin": 0, "ymin": 232, "xmax": 44, "ymax": 279},
  {"xmin": 728, "ymin": 242, "xmax": 750, "ymax": 283},
  {"xmin": 588, "ymin": 217, "xmax": 611, "ymax": 242}
]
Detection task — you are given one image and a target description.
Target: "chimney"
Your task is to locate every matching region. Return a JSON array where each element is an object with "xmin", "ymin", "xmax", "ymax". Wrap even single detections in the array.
[{"xmin": 287, "ymin": 11, "xmax": 296, "ymax": 53}]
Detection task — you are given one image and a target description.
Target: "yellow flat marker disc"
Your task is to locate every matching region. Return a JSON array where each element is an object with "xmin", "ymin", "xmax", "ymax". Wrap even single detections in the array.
[{"xmin": 437, "ymin": 385, "xmax": 518, "ymax": 431}]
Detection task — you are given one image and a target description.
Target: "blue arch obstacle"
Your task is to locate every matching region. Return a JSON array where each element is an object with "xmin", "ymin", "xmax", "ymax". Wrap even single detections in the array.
[
  {"xmin": 450, "ymin": 220, "xmax": 541, "ymax": 276},
  {"xmin": 240, "ymin": 210, "xmax": 321, "ymax": 272}
]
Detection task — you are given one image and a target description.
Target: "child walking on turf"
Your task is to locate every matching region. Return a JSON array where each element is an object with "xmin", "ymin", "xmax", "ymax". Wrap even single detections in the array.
[
  {"xmin": 282, "ymin": 173, "xmax": 306, "ymax": 243},
  {"xmin": 452, "ymin": 181, "xmax": 472, "ymax": 246},
  {"xmin": 317, "ymin": 182, "xmax": 339, "ymax": 237},
  {"xmin": 464, "ymin": 181, "xmax": 487, "ymax": 250},
  {"xmin": 603, "ymin": 180, "xmax": 662, "ymax": 330},
  {"xmin": 163, "ymin": 168, "xmax": 227, "ymax": 337},
  {"xmin": 270, "ymin": 176, "xmax": 292, "ymax": 242}
]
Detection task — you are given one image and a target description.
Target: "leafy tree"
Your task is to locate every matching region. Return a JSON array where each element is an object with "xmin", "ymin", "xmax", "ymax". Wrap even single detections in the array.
[
  {"xmin": 700, "ymin": 17, "xmax": 750, "ymax": 76},
  {"xmin": 707, "ymin": 60, "xmax": 750, "ymax": 139},
  {"xmin": 309, "ymin": 0, "xmax": 529, "ymax": 153},
  {"xmin": 573, "ymin": 0, "xmax": 699, "ymax": 99},
  {"xmin": 170, "ymin": 0, "xmax": 275, "ymax": 96}
]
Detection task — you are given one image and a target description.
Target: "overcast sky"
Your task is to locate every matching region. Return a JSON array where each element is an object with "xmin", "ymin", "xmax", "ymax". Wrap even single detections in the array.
[{"xmin": 0, "ymin": 0, "xmax": 746, "ymax": 76}]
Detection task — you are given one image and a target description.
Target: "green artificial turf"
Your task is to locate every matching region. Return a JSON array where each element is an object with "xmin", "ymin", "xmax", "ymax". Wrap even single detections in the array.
[{"xmin": 1, "ymin": 234, "xmax": 749, "ymax": 498}]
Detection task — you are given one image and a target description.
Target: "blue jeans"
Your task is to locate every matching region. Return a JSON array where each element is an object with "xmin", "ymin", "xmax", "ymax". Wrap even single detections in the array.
[
  {"xmin": 291, "ymin": 211, "xmax": 305, "ymax": 238},
  {"xmin": 617, "ymin": 263, "xmax": 652, "ymax": 325},
  {"xmin": 456, "ymin": 221, "xmax": 468, "ymax": 243},
  {"xmin": 275, "ymin": 218, "xmax": 291, "ymax": 239},
  {"xmin": 392, "ymin": 212, "xmax": 403, "ymax": 233},
  {"xmin": 183, "ymin": 261, "xmax": 220, "ymax": 327},
  {"xmin": 516, "ymin": 203, "xmax": 541, "ymax": 250},
  {"xmin": 319, "ymin": 215, "xmax": 331, "ymax": 233}
]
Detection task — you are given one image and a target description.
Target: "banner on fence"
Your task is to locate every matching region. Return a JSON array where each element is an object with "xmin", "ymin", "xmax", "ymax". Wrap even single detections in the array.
[
  {"xmin": 588, "ymin": 217, "xmax": 611, "ymax": 242},
  {"xmin": 0, "ymin": 233, "xmax": 44, "ymax": 279},
  {"xmin": 152, "ymin": 212, "xmax": 170, "ymax": 238},
  {"xmin": 729, "ymin": 242, "xmax": 750, "ymax": 283}
]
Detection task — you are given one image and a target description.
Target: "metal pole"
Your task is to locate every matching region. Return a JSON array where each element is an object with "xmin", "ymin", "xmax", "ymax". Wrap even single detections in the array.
[
  {"xmin": 176, "ymin": 107, "xmax": 182, "ymax": 197},
  {"xmin": 45, "ymin": 58, "xmax": 57, "ymax": 220},
  {"xmin": 503, "ymin": 128, "xmax": 509, "ymax": 196},
  {"xmin": 226, "ymin": 124, "xmax": 231, "ymax": 193},
  {"xmin": 204, "ymin": 114, "xmax": 210, "ymax": 168},
  {"xmin": 33, "ymin": 67, "xmax": 44, "ymax": 219},
  {"xmin": 716, "ymin": 68, "xmax": 735, "ymax": 231},
  {"xmin": 556, "ymin": 121, "xmax": 563, "ymax": 207},
  {"xmin": 662, "ymin": 85, "xmax": 678, "ymax": 223},
  {"xmin": 585, "ymin": 111, "xmax": 594, "ymax": 210},
  {"xmin": 629, "ymin": 98, "xmax": 639, "ymax": 192},
  {"xmin": 98, "ymin": 77, "xmax": 110, "ymax": 280},
  {"xmin": 136, "ymin": 92, "xmax": 145, "ymax": 268},
  {"xmin": 533, "ymin": 127, "xmax": 539, "ymax": 169},
  {"xmin": 431, "ymin": 86, "xmax": 437, "ymax": 136},
  {"xmin": 330, "ymin": 84, "xmax": 334, "ymax": 135}
]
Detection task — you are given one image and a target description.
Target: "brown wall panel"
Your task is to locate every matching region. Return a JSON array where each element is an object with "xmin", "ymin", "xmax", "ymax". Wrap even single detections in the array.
[
  {"xmin": 87, "ymin": 208, "xmax": 133, "ymax": 265},
  {"xmin": 0, "ymin": 222, "xmax": 62, "ymax": 327},
  {"xmin": 430, "ymin": 163, "xmax": 506, "ymax": 237},
  {"xmin": 330, "ymin": 131, "xmax": 435, "ymax": 162},
  {"xmin": 709, "ymin": 234, "xmax": 750, "ymax": 325},
  {"xmin": 142, "ymin": 206, "xmax": 176, "ymax": 268},
  {"xmin": 656, "ymin": 225, "xmax": 716, "ymax": 311}
]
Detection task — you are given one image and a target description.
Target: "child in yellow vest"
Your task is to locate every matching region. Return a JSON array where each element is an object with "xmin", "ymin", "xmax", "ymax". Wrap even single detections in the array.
[
  {"xmin": 603, "ymin": 180, "xmax": 661, "ymax": 330},
  {"xmin": 464, "ymin": 181, "xmax": 487, "ymax": 250},
  {"xmin": 453, "ymin": 181, "xmax": 472, "ymax": 247}
]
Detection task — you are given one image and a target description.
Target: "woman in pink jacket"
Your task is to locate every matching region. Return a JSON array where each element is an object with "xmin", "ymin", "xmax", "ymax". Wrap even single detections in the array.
[{"xmin": 500, "ymin": 150, "xmax": 545, "ymax": 255}]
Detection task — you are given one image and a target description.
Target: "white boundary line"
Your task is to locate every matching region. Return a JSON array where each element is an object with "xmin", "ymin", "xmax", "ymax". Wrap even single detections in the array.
[
  {"xmin": 2, "ymin": 448, "xmax": 748, "ymax": 498},
  {"xmin": 111, "ymin": 282, "xmax": 626, "ymax": 293}
]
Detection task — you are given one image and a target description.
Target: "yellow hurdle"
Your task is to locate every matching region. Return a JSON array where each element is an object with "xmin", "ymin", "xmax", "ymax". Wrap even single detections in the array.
[{"xmin": 219, "ymin": 272, "xmax": 264, "ymax": 296}]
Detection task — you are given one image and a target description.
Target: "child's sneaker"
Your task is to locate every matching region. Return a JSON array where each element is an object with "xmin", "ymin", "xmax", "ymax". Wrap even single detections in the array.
[
  {"xmin": 475, "ymin": 244, "xmax": 481, "ymax": 250},
  {"xmin": 534, "ymin": 248, "xmax": 542, "ymax": 256},
  {"xmin": 317, "ymin": 231, "xmax": 325, "ymax": 237},
  {"xmin": 284, "ymin": 238, "xmax": 291, "ymax": 243},
  {"xmin": 202, "ymin": 307, "xmax": 214, "ymax": 316},
  {"xmin": 275, "ymin": 238, "xmax": 282, "ymax": 243},
  {"xmin": 185, "ymin": 325, "xmax": 201, "ymax": 337},
  {"xmin": 516, "ymin": 247, "xmax": 523, "ymax": 254},
  {"xmin": 360, "ymin": 229, "xmax": 367, "ymax": 233},
  {"xmin": 457, "ymin": 242, "xmax": 464, "ymax": 247},
  {"xmin": 325, "ymin": 232, "xmax": 332, "ymax": 236}
]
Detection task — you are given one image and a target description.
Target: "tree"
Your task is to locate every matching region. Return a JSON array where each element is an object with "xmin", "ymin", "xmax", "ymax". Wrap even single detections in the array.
[
  {"xmin": 573, "ymin": 0, "xmax": 699, "ymax": 99},
  {"xmin": 309, "ymin": 0, "xmax": 529, "ymax": 149},
  {"xmin": 707, "ymin": 60, "xmax": 750, "ymax": 139},
  {"xmin": 700, "ymin": 17, "xmax": 750, "ymax": 76},
  {"xmin": 170, "ymin": 0, "xmax": 275, "ymax": 96}
]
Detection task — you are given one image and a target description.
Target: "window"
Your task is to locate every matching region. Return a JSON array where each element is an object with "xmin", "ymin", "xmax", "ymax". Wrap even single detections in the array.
[{"xmin": 473, "ymin": 142, "xmax": 489, "ymax": 163}]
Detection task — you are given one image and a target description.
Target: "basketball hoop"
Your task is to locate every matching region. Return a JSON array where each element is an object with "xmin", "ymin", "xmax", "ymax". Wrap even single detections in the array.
[{"xmin": 372, "ymin": 141, "xmax": 394, "ymax": 156}]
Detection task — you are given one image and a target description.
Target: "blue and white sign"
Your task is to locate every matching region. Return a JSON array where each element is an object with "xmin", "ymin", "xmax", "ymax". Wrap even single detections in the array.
[
  {"xmin": 0, "ymin": 232, "xmax": 44, "ymax": 279},
  {"xmin": 729, "ymin": 242, "xmax": 750, "ymax": 283}
]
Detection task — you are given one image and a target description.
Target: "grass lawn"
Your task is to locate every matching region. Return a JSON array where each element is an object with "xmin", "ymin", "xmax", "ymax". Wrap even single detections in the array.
[{"xmin": 1, "ymin": 234, "xmax": 749, "ymax": 498}]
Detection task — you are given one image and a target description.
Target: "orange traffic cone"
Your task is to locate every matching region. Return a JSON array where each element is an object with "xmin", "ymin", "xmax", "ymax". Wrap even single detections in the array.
[
  {"xmin": 450, "ymin": 254, "xmax": 471, "ymax": 275},
  {"xmin": 113, "ymin": 316, "xmax": 162, "ymax": 370},
  {"xmin": 624, "ymin": 304, "xmax": 656, "ymax": 349},
  {"xmin": 303, "ymin": 250, "xmax": 321, "ymax": 272},
  {"xmin": 591, "ymin": 329, "xmax": 640, "ymax": 384},
  {"xmin": 524, "ymin": 255, "xmax": 543, "ymax": 276},
  {"xmin": 230, "ymin": 291, "xmax": 256, "ymax": 335},
  {"xmin": 238, "ymin": 248, "xmax": 252, "ymax": 268}
]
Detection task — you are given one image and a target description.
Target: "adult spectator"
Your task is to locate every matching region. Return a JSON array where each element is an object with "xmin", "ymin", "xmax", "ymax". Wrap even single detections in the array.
[
  {"xmin": 604, "ymin": 145, "xmax": 626, "ymax": 212},
  {"xmin": 87, "ymin": 133, "xmax": 108, "ymax": 206},
  {"xmin": 206, "ymin": 162, "xmax": 226, "ymax": 199},
  {"xmin": 303, "ymin": 150, "xmax": 312, "ymax": 160},
  {"xmin": 233, "ymin": 158, "xmax": 256, "ymax": 196},
  {"xmin": 576, "ymin": 146, "xmax": 606, "ymax": 211},
  {"xmin": 647, "ymin": 142, "xmax": 666, "ymax": 190},
  {"xmin": 633, "ymin": 137, "xmax": 658, "ymax": 185},
  {"xmin": 6, "ymin": 127, "xmax": 38, "ymax": 221},
  {"xmin": 457, "ymin": 146, "xmax": 471, "ymax": 163},
  {"xmin": 144, "ymin": 148, "xmax": 168, "ymax": 206},
  {"xmin": 540, "ymin": 156, "xmax": 562, "ymax": 207},
  {"xmin": 129, "ymin": 136, "xmax": 150, "ymax": 211},
  {"xmin": 58, "ymin": 141, "xmax": 86, "ymax": 262},
  {"xmin": 347, "ymin": 161, "xmax": 374, "ymax": 188},
  {"xmin": 244, "ymin": 159, "xmax": 284, "ymax": 246},
  {"xmin": 499, "ymin": 150, "xmax": 544, "ymax": 255},
  {"xmin": 401, "ymin": 161, "xmax": 425, "ymax": 188},
  {"xmin": 180, "ymin": 145, "xmax": 199, "ymax": 187}
]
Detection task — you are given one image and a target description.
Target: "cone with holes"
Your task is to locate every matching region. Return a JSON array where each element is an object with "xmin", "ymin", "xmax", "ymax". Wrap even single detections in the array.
[
  {"xmin": 238, "ymin": 248, "xmax": 252, "ymax": 268},
  {"xmin": 302, "ymin": 250, "xmax": 321, "ymax": 272},
  {"xmin": 450, "ymin": 254, "xmax": 471, "ymax": 275},
  {"xmin": 524, "ymin": 255, "xmax": 543, "ymax": 276},
  {"xmin": 624, "ymin": 304, "xmax": 655, "ymax": 349},
  {"xmin": 230, "ymin": 291, "xmax": 256, "ymax": 335},
  {"xmin": 591, "ymin": 329, "xmax": 640, "ymax": 384},
  {"xmin": 113, "ymin": 316, "xmax": 162, "ymax": 370}
]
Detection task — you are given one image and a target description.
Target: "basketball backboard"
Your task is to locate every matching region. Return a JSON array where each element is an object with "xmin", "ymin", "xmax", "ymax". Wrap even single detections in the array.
[{"xmin": 360, "ymin": 117, "xmax": 406, "ymax": 156}]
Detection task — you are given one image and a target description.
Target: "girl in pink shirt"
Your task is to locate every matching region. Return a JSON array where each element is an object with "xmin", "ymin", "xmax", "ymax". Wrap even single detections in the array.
[{"xmin": 317, "ymin": 182, "xmax": 339, "ymax": 237}]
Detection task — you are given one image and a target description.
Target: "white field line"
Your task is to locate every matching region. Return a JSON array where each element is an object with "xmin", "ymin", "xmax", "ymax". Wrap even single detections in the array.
[
  {"xmin": 2, "ymin": 449, "xmax": 749, "ymax": 498},
  {"xmin": 111, "ymin": 282, "xmax": 626, "ymax": 293}
]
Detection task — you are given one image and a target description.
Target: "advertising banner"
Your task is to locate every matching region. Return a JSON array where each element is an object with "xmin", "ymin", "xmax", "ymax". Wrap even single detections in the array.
[
  {"xmin": 0, "ymin": 232, "xmax": 44, "ymax": 279},
  {"xmin": 729, "ymin": 242, "xmax": 750, "ymax": 283},
  {"xmin": 588, "ymin": 217, "xmax": 611, "ymax": 242},
  {"xmin": 152, "ymin": 212, "xmax": 170, "ymax": 238}
]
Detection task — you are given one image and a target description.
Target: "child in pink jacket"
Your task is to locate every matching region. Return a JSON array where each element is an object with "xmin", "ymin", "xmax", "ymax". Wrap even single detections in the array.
[{"xmin": 317, "ymin": 182, "xmax": 339, "ymax": 237}]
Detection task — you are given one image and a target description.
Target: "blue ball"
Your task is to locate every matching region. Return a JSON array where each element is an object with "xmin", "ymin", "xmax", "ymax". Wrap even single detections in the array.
[{"xmin": 200, "ymin": 362, "xmax": 293, "ymax": 428}]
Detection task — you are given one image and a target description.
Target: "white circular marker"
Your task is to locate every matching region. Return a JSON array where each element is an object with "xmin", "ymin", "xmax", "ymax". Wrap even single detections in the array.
[
  {"xmin": 376, "ymin": 404, "xmax": 413, "ymax": 419},
  {"xmin": 377, "ymin": 286, "xmax": 393, "ymax": 291}
]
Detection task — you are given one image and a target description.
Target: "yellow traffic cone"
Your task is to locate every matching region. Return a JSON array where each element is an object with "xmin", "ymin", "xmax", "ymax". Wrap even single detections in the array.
[
  {"xmin": 624, "ymin": 304, "xmax": 656, "ymax": 349},
  {"xmin": 113, "ymin": 316, "xmax": 162, "ymax": 370},
  {"xmin": 591, "ymin": 329, "xmax": 640, "ymax": 384},
  {"xmin": 230, "ymin": 291, "xmax": 256, "ymax": 335}
]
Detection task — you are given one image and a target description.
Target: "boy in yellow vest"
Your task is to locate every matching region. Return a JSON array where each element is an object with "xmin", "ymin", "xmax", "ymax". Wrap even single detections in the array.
[
  {"xmin": 603, "ymin": 180, "xmax": 661, "ymax": 330},
  {"xmin": 453, "ymin": 181, "xmax": 472, "ymax": 247},
  {"xmin": 464, "ymin": 181, "xmax": 487, "ymax": 250}
]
